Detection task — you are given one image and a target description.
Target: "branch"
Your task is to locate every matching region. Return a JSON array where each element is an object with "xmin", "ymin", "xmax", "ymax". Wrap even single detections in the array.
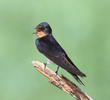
[{"xmin": 32, "ymin": 61, "xmax": 93, "ymax": 100}]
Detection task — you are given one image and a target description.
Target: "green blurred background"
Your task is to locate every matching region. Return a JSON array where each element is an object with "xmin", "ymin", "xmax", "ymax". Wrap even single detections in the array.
[{"xmin": 0, "ymin": 0, "xmax": 110, "ymax": 100}]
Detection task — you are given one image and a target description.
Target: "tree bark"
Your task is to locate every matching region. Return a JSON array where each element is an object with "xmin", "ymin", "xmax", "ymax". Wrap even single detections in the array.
[{"xmin": 32, "ymin": 61, "xmax": 93, "ymax": 100}]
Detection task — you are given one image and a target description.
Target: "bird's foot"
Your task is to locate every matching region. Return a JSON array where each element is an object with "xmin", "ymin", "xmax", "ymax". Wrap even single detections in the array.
[
  {"xmin": 43, "ymin": 62, "xmax": 47, "ymax": 70},
  {"xmin": 55, "ymin": 66, "xmax": 60, "ymax": 75},
  {"xmin": 55, "ymin": 70, "xmax": 58, "ymax": 75}
]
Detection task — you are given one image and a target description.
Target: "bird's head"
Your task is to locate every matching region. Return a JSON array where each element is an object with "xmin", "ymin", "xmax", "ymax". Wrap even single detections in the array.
[{"xmin": 34, "ymin": 22, "xmax": 52, "ymax": 38}]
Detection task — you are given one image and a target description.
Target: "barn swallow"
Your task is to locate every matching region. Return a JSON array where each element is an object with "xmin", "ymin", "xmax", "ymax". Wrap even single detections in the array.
[{"xmin": 34, "ymin": 22, "xmax": 86, "ymax": 85}]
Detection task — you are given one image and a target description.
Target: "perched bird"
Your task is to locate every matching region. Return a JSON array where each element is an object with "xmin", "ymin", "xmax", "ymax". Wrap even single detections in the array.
[{"xmin": 34, "ymin": 22, "xmax": 86, "ymax": 85}]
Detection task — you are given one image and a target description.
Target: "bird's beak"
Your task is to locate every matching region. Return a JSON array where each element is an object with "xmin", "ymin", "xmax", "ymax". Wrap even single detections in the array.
[
  {"xmin": 34, "ymin": 27, "xmax": 37, "ymax": 29},
  {"xmin": 33, "ymin": 26, "xmax": 37, "ymax": 34},
  {"xmin": 33, "ymin": 28, "xmax": 37, "ymax": 34},
  {"xmin": 33, "ymin": 32, "xmax": 36, "ymax": 34}
]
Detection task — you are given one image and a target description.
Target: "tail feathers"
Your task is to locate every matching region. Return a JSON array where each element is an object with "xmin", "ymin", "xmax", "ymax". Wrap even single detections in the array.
[
  {"xmin": 72, "ymin": 74, "xmax": 85, "ymax": 85},
  {"xmin": 64, "ymin": 66, "xmax": 86, "ymax": 85},
  {"xmin": 77, "ymin": 71, "xmax": 86, "ymax": 78},
  {"xmin": 68, "ymin": 68, "xmax": 86, "ymax": 85}
]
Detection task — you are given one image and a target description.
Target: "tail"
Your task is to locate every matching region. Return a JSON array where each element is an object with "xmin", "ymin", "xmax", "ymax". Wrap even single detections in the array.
[
  {"xmin": 72, "ymin": 74, "xmax": 85, "ymax": 85},
  {"xmin": 66, "ymin": 66, "xmax": 86, "ymax": 85},
  {"xmin": 62, "ymin": 54, "xmax": 86, "ymax": 85}
]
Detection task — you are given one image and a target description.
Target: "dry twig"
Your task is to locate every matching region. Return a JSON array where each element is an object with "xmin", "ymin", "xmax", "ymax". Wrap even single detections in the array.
[{"xmin": 32, "ymin": 61, "xmax": 93, "ymax": 100}]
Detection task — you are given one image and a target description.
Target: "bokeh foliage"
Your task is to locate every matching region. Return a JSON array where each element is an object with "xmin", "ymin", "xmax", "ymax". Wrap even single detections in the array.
[{"xmin": 0, "ymin": 0, "xmax": 110, "ymax": 100}]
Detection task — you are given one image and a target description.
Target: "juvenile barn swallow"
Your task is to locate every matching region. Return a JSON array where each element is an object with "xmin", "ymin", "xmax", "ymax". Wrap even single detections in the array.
[{"xmin": 34, "ymin": 22, "xmax": 86, "ymax": 85}]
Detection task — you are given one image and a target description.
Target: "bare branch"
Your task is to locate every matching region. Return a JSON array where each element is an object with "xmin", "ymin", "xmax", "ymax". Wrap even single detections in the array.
[{"xmin": 32, "ymin": 61, "xmax": 93, "ymax": 100}]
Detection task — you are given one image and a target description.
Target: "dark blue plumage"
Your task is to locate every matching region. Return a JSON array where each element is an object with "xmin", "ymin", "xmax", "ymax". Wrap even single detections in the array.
[{"xmin": 34, "ymin": 22, "xmax": 86, "ymax": 85}]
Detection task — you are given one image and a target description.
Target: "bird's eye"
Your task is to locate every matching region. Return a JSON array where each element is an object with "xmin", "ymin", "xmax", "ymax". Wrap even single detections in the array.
[{"xmin": 45, "ymin": 25, "xmax": 49, "ymax": 28}]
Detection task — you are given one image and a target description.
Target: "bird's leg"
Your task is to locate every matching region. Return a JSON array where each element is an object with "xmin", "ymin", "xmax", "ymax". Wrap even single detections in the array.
[
  {"xmin": 43, "ymin": 58, "xmax": 53, "ymax": 71},
  {"xmin": 55, "ymin": 66, "xmax": 60, "ymax": 74},
  {"xmin": 43, "ymin": 62, "xmax": 47, "ymax": 70}
]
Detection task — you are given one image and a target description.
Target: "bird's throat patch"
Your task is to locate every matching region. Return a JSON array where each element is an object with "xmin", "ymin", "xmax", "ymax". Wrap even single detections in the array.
[{"xmin": 37, "ymin": 31, "xmax": 47, "ymax": 38}]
